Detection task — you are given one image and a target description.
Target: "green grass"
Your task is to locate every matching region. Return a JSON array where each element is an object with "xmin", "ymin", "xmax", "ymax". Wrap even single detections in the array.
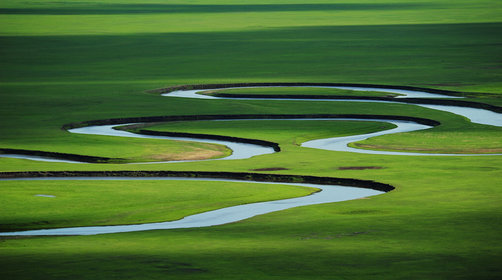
[
  {"xmin": 134, "ymin": 119, "xmax": 397, "ymax": 146},
  {"xmin": 1, "ymin": 23, "xmax": 502, "ymax": 91},
  {"xmin": 0, "ymin": 179, "xmax": 315, "ymax": 231},
  {"xmin": 0, "ymin": 0, "xmax": 501, "ymax": 36},
  {"xmin": 0, "ymin": 133, "xmax": 231, "ymax": 162},
  {"xmin": 1, "ymin": 162, "xmax": 501, "ymax": 279},
  {"xmin": 126, "ymin": 108, "xmax": 502, "ymax": 155},
  {"xmin": 1, "ymin": 0, "xmax": 502, "ymax": 279},
  {"xmin": 203, "ymin": 87, "xmax": 403, "ymax": 97},
  {"xmin": 351, "ymin": 126, "xmax": 502, "ymax": 154}
]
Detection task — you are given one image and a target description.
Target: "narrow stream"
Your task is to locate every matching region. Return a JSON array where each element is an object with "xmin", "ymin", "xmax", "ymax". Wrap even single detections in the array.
[
  {"xmin": 69, "ymin": 124, "xmax": 275, "ymax": 163},
  {"xmin": 0, "ymin": 177, "xmax": 383, "ymax": 236},
  {"xmin": 2, "ymin": 85, "xmax": 501, "ymax": 164},
  {"xmin": 163, "ymin": 86, "xmax": 502, "ymax": 127}
]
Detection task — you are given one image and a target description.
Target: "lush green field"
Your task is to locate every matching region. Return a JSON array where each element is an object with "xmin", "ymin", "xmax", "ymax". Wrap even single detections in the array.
[
  {"xmin": 1, "ymin": 0, "xmax": 502, "ymax": 279},
  {"xmin": 0, "ymin": 179, "xmax": 315, "ymax": 231},
  {"xmin": 136, "ymin": 105, "xmax": 502, "ymax": 155},
  {"xmin": 134, "ymin": 119, "xmax": 397, "ymax": 146},
  {"xmin": 352, "ymin": 125, "xmax": 502, "ymax": 154},
  {"xmin": 1, "ymin": 133, "xmax": 231, "ymax": 162}
]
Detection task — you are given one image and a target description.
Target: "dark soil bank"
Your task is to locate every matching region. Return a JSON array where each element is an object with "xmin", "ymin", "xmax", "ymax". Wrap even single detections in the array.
[
  {"xmin": 62, "ymin": 114, "xmax": 440, "ymax": 130},
  {"xmin": 134, "ymin": 129, "xmax": 281, "ymax": 152},
  {"xmin": 0, "ymin": 171, "xmax": 395, "ymax": 192},
  {"xmin": 0, "ymin": 148, "xmax": 120, "ymax": 163}
]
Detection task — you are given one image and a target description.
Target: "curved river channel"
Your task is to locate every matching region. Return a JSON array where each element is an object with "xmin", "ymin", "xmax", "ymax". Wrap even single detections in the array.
[
  {"xmin": 2, "ymin": 85, "xmax": 501, "ymax": 164},
  {"xmin": 1, "ymin": 84, "xmax": 501, "ymax": 236},
  {"xmin": 163, "ymin": 85, "xmax": 502, "ymax": 156},
  {"xmin": 0, "ymin": 177, "xmax": 383, "ymax": 236}
]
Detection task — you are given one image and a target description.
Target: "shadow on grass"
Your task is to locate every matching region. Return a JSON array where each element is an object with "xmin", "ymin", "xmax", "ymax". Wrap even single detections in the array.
[
  {"xmin": 1, "ymin": 22, "xmax": 501, "ymax": 86},
  {"xmin": 0, "ymin": 3, "xmax": 431, "ymax": 15}
]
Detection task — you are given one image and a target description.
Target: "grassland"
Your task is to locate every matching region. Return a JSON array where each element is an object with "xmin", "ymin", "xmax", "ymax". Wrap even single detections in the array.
[
  {"xmin": 1, "ymin": 134, "xmax": 231, "ymax": 163},
  {"xmin": 0, "ymin": 179, "xmax": 315, "ymax": 231},
  {"xmin": 1, "ymin": 0, "xmax": 502, "ymax": 279},
  {"xmin": 132, "ymin": 120, "xmax": 397, "ymax": 146},
  {"xmin": 351, "ymin": 125, "xmax": 502, "ymax": 154},
  {"xmin": 132, "ymin": 107, "xmax": 502, "ymax": 155}
]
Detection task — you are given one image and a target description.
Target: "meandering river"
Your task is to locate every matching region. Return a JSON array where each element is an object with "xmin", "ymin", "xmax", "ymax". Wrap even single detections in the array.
[
  {"xmin": 1, "ymin": 84, "xmax": 501, "ymax": 236},
  {"xmin": 164, "ymin": 86, "xmax": 502, "ymax": 127},
  {"xmin": 0, "ymin": 177, "xmax": 383, "ymax": 236},
  {"xmin": 2, "ymin": 85, "xmax": 501, "ymax": 164}
]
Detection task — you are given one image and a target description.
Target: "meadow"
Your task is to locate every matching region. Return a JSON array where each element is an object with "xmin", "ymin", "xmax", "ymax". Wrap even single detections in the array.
[
  {"xmin": 1, "ymin": 0, "xmax": 502, "ymax": 279},
  {"xmin": 0, "ymin": 179, "xmax": 316, "ymax": 232}
]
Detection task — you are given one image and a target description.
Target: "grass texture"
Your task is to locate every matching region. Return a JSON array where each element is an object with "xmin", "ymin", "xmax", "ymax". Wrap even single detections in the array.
[{"xmin": 0, "ymin": 0, "xmax": 501, "ymax": 279}]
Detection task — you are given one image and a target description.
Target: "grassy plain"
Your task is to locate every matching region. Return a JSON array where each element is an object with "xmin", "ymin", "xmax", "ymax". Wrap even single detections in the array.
[
  {"xmin": 352, "ymin": 125, "xmax": 502, "ymax": 154},
  {"xmin": 1, "ymin": 0, "xmax": 502, "ymax": 279},
  {"xmin": 2, "ymin": 134, "xmax": 231, "ymax": 162},
  {"xmin": 0, "ymin": 179, "xmax": 315, "ymax": 231},
  {"xmin": 140, "ymin": 106, "xmax": 502, "ymax": 155},
  {"xmin": 136, "ymin": 120, "xmax": 397, "ymax": 146}
]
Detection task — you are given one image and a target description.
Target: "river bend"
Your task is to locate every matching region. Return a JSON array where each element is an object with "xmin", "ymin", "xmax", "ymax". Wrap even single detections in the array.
[
  {"xmin": 0, "ymin": 177, "xmax": 383, "ymax": 236},
  {"xmin": 2, "ymin": 85, "xmax": 501, "ymax": 164}
]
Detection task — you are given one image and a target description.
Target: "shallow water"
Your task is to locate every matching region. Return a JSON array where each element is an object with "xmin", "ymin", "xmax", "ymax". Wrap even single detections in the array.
[
  {"xmin": 0, "ymin": 177, "xmax": 383, "ymax": 236},
  {"xmin": 0, "ymin": 154, "xmax": 83, "ymax": 163},
  {"xmin": 302, "ymin": 119, "xmax": 502, "ymax": 156},
  {"xmin": 69, "ymin": 124, "xmax": 275, "ymax": 162},
  {"xmin": 330, "ymin": 86, "xmax": 461, "ymax": 98},
  {"xmin": 34, "ymin": 194, "xmax": 56, "ymax": 198},
  {"xmin": 165, "ymin": 85, "xmax": 459, "ymax": 99},
  {"xmin": 418, "ymin": 104, "xmax": 502, "ymax": 127},
  {"xmin": 164, "ymin": 86, "xmax": 502, "ymax": 127}
]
